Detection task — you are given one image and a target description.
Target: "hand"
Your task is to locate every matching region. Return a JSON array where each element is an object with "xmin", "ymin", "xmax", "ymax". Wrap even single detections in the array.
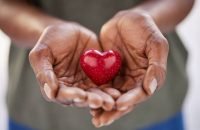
[
  {"xmin": 91, "ymin": 10, "xmax": 169, "ymax": 127},
  {"xmin": 29, "ymin": 22, "xmax": 115, "ymax": 109}
]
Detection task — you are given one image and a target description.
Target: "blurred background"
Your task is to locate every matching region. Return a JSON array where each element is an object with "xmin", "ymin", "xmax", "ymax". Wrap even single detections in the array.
[{"xmin": 0, "ymin": 1, "xmax": 199, "ymax": 130}]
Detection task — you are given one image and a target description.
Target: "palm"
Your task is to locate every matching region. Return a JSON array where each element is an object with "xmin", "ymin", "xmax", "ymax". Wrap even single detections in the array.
[
  {"xmin": 100, "ymin": 12, "xmax": 151, "ymax": 92},
  {"xmin": 30, "ymin": 23, "xmax": 118, "ymax": 109},
  {"xmin": 48, "ymin": 25, "xmax": 99, "ymax": 89},
  {"xmin": 29, "ymin": 23, "xmax": 104, "ymax": 105}
]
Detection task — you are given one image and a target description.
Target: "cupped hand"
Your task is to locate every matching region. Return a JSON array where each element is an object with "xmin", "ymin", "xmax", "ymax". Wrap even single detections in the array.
[
  {"xmin": 91, "ymin": 10, "xmax": 169, "ymax": 127},
  {"xmin": 29, "ymin": 22, "xmax": 115, "ymax": 109}
]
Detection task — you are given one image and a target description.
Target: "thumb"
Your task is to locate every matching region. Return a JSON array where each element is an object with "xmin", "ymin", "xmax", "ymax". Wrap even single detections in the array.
[
  {"xmin": 29, "ymin": 43, "xmax": 58, "ymax": 101},
  {"xmin": 143, "ymin": 32, "xmax": 169, "ymax": 95}
]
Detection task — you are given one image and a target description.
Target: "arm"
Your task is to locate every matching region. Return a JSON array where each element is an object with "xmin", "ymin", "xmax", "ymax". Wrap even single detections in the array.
[
  {"xmin": 135, "ymin": 0, "xmax": 195, "ymax": 33},
  {"xmin": 0, "ymin": 0, "xmax": 63, "ymax": 48}
]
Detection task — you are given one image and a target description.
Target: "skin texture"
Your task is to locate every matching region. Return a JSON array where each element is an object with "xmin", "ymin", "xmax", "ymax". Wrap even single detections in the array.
[
  {"xmin": 0, "ymin": 0, "xmax": 194, "ymax": 127},
  {"xmin": 29, "ymin": 23, "xmax": 116, "ymax": 109},
  {"xmin": 91, "ymin": 10, "xmax": 169, "ymax": 127},
  {"xmin": 0, "ymin": 0, "xmax": 116, "ymax": 109},
  {"xmin": 90, "ymin": 0, "xmax": 195, "ymax": 126}
]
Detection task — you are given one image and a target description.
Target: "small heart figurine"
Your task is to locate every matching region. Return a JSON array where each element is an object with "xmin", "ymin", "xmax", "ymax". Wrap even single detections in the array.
[{"xmin": 80, "ymin": 50, "xmax": 121, "ymax": 85}]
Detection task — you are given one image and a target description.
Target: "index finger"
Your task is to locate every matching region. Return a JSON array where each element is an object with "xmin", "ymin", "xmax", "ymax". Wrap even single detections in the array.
[{"xmin": 56, "ymin": 85, "xmax": 87, "ymax": 105}]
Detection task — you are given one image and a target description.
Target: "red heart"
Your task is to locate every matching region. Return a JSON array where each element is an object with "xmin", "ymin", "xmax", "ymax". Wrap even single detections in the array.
[{"xmin": 80, "ymin": 50, "xmax": 121, "ymax": 85}]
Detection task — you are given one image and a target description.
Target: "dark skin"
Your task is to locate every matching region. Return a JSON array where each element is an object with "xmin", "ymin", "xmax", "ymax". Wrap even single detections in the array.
[
  {"xmin": 91, "ymin": 0, "xmax": 195, "ymax": 126},
  {"xmin": 92, "ymin": 10, "xmax": 169, "ymax": 127},
  {"xmin": 0, "ymin": 0, "xmax": 194, "ymax": 127},
  {"xmin": 29, "ymin": 23, "xmax": 117, "ymax": 110},
  {"xmin": 0, "ymin": 0, "xmax": 117, "ymax": 110}
]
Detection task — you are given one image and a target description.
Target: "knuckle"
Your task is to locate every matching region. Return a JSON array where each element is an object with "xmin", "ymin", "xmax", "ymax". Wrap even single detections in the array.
[
  {"xmin": 117, "ymin": 10, "xmax": 150, "ymax": 27},
  {"xmin": 88, "ymin": 93, "xmax": 103, "ymax": 108},
  {"xmin": 162, "ymin": 38, "xmax": 169, "ymax": 52},
  {"xmin": 115, "ymin": 10, "xmax": 129, "ymax": 17},
  {"xmin": 45, "ymin": 23, "xmax": 80, "ymax": 39},
  {"xmin": 29, "ymin": 50, "xmax": 44, "ymax": 68},
  {"xmin": 159, "ymin": 36, "xmax": 169, "ymax": 50},
  {"xmin": 29, "ymin": 44, "xmax": 50, "ymax": 62},
  {"xmin": 29, "ymin": 46, "xmax": 41, "ymax": 60},
  {"xmin": 100, "ymin": 23, "xmax": 116, "ymax": 47},
  {"xmin": 156, "ymin": 35, "xmax": 169, "ymax": 47},
  {"xmin": 129, "ymin": 12, "xmax": 149, "ymax": 22},
  {"xmin": 28, "ymin": 50, "xmax": 36, "ymax": 62},
  {"xmin": 149, "ymin": 32, "xmax": 169, "ymax": 53},
  {"xmin": 103, "ymin": 100, "xmax": 114, "ymax": 111},
  {"xmin": 100, "ymin": 23, "xmax": 111, "ymax": 37},
  {"xmin": 150, "ymin": 60, "xmax": 167, "ymax": 74},
  {"xmin": 103, "ymin": 88, "xmax": 121, "ymax": 99}
]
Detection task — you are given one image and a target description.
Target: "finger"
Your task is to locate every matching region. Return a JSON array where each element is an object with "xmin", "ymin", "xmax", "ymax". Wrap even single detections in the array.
[
  {"xmin": 73, "ymin": 101, "xmax": 88, "ymax": 107},
  {"xmin": 100, "ymin": 18, "xmax": 120, "ymax": 51},
  {"xmin": 93, "ymin": 107, "xmax": 133, "ymax": 127},
  {"xmin": 29, "ymin": 43, "xmax": 58, "ymax": 101},
  {"xmin": 39, "ymin": 70, "xmax": 58, "ymax": 101},
  {"xmin": 82, "ymin": 28, "xmax": 102, "ymax": 51},
  {"xmin": 89, "ymin": 88, "xmax": 115, "ymax": 111},
  {"xmin": 144, "ymin": 32, "xmax": 169, "ymax": 95},
  {"xmin": 90, "ymin": 108, "xmax": 103, "ymax": 117},
  {"xmin": 56, "ymin": 85, "xmax": 87, "ymax": 105},
  {"xmin": 42, "ymin": 83, "xmax": 55, "ymax": 102},
  {"xmin": 102, "ymin": 88, "xmax": 121, "ymax": 100},
  {"xmin": 57, "ymin": 100, "xmax": 88, "ymax": 108},
  {"xmin": 87, "ymin": 92, "xmax": 103, "ymax": 109},
  {"xmin": 116, "ymin": 87, "xmax": 148, "ymax": 111},
  {"xmin": 91, "ymin": 109, "xmax": 104, "ymax": 127}
]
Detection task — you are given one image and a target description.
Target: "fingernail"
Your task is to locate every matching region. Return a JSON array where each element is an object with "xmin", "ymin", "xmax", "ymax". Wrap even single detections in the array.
[
  {"xmin": 44, "ymin": 83, "xmax": 52, "ymax": 100},
  {"xmin": 97, "ymin": 123, "xmax": 104, "ymax": 128},
  {"xmin": 92, "ymin": 118, "xmax": 103, "ymax": 128},
  {"xmin": 105, "ymin": 120, "xmax": 114, "ymax": 126},
  {"xmin": 74, "ymin": 98, "xmax": 84, "ymax": 103},
  {"xmin": 149, "ymin": 78, "xmax": 157, "ymax": 94},
  {"xmin": 118, "ymin": 106, "xmax": 128, "ymax": 111},
  {"xmin": 89, "ymin": 104, "xmax": 98, "ymax": 109}
]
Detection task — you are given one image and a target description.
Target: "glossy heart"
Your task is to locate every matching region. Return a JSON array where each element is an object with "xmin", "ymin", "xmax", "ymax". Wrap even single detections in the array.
[{"xmin": 80, "ymin": 50, "xmax": 121, "ymax": 85}]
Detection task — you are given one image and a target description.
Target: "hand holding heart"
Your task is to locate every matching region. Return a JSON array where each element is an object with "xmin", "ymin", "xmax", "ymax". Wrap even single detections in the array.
[
  {"xmin": 90, "ymin": 10, "xmax": 169, "ymax": 127},
  {"xmin": 29, "ymin": 10, "xmax": 169, "ymax": 127},
  {"xmin": 29, "ymin": 23, "xmax": 116, "ymax": 110}
]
